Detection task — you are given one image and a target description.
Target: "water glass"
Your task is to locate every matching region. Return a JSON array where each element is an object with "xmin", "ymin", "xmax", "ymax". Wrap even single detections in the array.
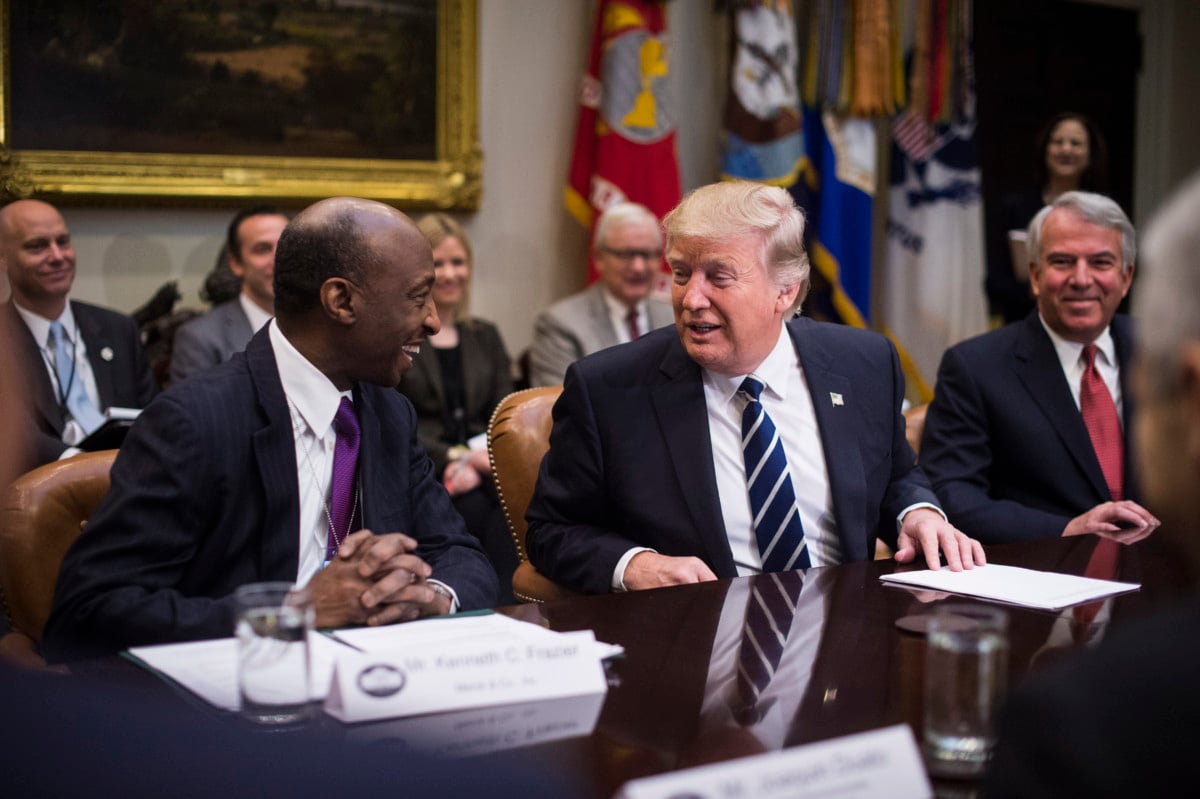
[
  {"xmin": 235, "ymin": 581, "xmax": 314, "ymax": 725},
  {"xmin": 923, "ymin": 603, "xmax": 1009, "ymax": 777}
]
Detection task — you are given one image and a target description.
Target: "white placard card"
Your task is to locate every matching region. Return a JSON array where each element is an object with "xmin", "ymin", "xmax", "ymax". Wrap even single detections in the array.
[
  {"xmin": 615, "ymin": 725, "xmax": 932, "ymax": 799},
  {"xmin": 324, "ymin": 629, "xmax": 608, "ymax": 723}
]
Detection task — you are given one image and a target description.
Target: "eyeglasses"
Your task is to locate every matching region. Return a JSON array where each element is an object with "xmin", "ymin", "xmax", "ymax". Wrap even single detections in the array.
[{"xmin": 600, "ymin": 247, "xmax": 663, "ymax": 263}]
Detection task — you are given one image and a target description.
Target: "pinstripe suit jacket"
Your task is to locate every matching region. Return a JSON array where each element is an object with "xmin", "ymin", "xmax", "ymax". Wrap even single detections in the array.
[{"xmin": 44, "ymin": 327, "xmax": 497, "ymax": 660}]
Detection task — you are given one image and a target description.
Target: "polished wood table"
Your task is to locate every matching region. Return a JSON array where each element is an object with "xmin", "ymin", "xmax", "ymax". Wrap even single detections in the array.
[
  {"xmin": 486, "ymin": 535, "xmax": 1190, "ymax": 797},
  {"xmin": 63, "ymin": 535, "xmax": 1191, "ymax": 797}
]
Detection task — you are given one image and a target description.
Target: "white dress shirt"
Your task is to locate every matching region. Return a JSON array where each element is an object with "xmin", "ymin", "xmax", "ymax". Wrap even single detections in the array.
[
  {"xmin": 1039, "ymin": 316, "xmax": 1123, "ymax": 424},
  {"xmin": 14, "ymin": 301, "xmax": 102, "ymax": 447},
  {"xmin": 600, "ymin": 287, "xmax": 651, "ymax": 344},
  {"xmin": 270, "ymin": 322, "xmax": 459, "ymax": 609},
  {"xmin": 239, "ymin": 292, "xmax": 274, "ymax": 333}
]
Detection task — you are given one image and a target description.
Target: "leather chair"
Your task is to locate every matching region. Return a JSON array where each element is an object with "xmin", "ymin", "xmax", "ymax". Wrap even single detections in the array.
[
  {"xmin": 487, "ymin": 387, "xmax": 577, "ymax": 603},
  {"xmin": 904, "ymin": 403, "xmax": 929, "ymax": 456},
  {"xmin": 0, "ymin": 449, "xmax": 118, "ymax": 667}
]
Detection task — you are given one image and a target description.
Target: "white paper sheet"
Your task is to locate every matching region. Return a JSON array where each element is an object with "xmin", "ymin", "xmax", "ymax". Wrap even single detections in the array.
[
  {"xmin": 127, "ymin": 632, "xmax": 350, "ymax": 711},
  {"xmin": 879, "ymin": 563, "xmax": 1139, "ymax": 610}
]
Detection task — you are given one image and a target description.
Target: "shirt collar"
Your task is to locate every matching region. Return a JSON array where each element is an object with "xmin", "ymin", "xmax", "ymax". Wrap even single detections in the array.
[
  {"xmin": 268, "ymin": 320, "xmax": 351, "ymax": 436},
  {"xmin": 1038, "ymin": 313, "xmax": 1116, "ymax": 368},
  {"xmin": 600, "ymin": 285, "xmax": 643, "ymax": 319},
  {"xmin": 238, "ymin": 293, "xmax": 274, "ymax": 333},
  {"xmin": 702, "ymin": 324, "xmax": 795, "ymax": 405},
  {"xmin": 13, "ymin": 299, "xmax": 77, "ymax": 350}
]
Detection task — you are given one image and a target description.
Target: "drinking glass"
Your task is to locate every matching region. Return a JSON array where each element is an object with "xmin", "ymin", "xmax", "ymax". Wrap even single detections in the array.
[
  {"xmin": 923, "ymin": 603, "xmax": 1009, "ymax": 777},
  {"xmin": 235, "ymin": 581, "xmax": 314, "ymax": 725}
]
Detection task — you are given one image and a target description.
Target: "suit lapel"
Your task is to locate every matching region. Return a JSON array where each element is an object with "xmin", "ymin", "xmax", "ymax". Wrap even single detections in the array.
[
  {"xmin": 223, "ymin": 302, "xmax": 255, "ymax": 355},
  {"xmin": 4, "ymin": 302, "xmax": 63, "ymax": 432},
  {"xmin": 247, "ymin": 329, "xmax": 302, "ymax": 579},
  {"xmin": 1013, "ymin": 315, "xmax": 1109, "ymax": 500},
  {"xmin": 651, "ymin": 342, "xmax": 737, "ymax": 577},
  {"xmin": 586, "ymin": 286, "xmax": 620, "ymax": 350},
  {"xmin": 1112, "ymin": 315, "xmax": 1140, "ymax": 500},
  {"xmin": 75, "ymin": 302, "xmax": 116, "ymax": 409},
  {"xmin": 789, "ymin": 321, "xmax": 867, "ymax": 562}
]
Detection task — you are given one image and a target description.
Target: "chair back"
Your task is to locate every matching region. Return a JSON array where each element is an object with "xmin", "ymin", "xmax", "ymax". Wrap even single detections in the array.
[
  {"xmin": 487, "ymin": 387, "xmax": 576, "ymax": 603},
  {"xmin": 0, "ymin": 450, "xmax": 117, "ymax": 664},
  {"xmin": 904, "ymin": 403, "xmax": 929, "ymax": 456}
]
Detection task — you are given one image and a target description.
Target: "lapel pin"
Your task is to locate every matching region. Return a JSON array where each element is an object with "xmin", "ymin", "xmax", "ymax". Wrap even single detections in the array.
[
  {"xmin": 100, "ymin": 347, "xmax": 114, "ymax": 362},
  {"xmin": 830, "ymin": 392, "xmax": 844, "ymax": 407}
]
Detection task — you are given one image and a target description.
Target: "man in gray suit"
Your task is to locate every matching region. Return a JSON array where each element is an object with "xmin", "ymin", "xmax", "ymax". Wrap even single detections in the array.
[
  {"xmin": 530, "ymin": 202, "xmax": 674, "ymax": 387},
  {"xmin": 169, "ymin": 205, "xmax": 289, "ymax": 383}
]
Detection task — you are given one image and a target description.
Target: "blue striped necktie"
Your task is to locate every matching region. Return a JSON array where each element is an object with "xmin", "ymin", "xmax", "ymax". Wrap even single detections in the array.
[
  {"xmin": 734, "ymin": 572, "xmax": 803, "ymax": 725},
  {"xmin": 49, "ymin": 321, "xmax": 105, "ymax": 435},
  {"xmin": 740, "ymin": 375, "xmax": 810, "ymax": 572}
]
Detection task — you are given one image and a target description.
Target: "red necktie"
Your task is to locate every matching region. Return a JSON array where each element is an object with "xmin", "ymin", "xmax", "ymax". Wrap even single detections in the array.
[
  {"xmin": 1074, "ymin": 537, "xmax": 1120, "ymax": 633},
  {"xmin": 1080, "ymin": 344, "xmax": 1123, "ymax": 501},
  {"xmin": 626, "ymin": 307, "xmax": 641, "ymax": 341}
]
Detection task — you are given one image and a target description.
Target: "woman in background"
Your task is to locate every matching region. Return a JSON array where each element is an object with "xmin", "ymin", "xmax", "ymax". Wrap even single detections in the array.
[
  {"xmin": 399, "ymin": 214, "xmax": 516, "ymax": 604},
  {"xmin": 985, "ymin": 111, "xmax": 1110, "ymax": 324}
]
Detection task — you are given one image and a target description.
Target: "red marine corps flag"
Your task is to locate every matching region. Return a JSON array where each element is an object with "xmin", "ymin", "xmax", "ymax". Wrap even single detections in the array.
[{"xmin": 565, "ymin": 0, "xmax": 681, "ymax": 281}]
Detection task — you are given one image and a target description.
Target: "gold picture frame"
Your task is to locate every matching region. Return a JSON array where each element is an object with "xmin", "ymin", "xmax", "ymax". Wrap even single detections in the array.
[{"xmin": 0, "ymin": 0, "xmax": 480, "ymax": 209}]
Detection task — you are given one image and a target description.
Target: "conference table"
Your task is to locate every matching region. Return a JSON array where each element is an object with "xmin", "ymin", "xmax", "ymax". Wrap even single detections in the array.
[{"xmin": 73, "ymin": 534, "xmax": 1192, "ymax": 797}]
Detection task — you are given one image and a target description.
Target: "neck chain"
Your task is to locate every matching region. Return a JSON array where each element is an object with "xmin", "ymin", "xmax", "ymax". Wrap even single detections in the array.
[{"xmin": 287, "ymin": 396, "xmax": 361, "ymax": 554}]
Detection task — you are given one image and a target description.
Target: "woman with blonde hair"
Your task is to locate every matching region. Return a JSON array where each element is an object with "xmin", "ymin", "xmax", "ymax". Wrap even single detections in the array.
[{"xmin": 398, "ymin": 213, "xmax": 516, "ymax": 603}]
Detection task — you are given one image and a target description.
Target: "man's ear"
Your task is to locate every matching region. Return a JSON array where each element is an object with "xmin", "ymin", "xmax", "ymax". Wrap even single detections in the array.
[{"xmin": 320, "ymin": 277, "xmax": 357, "ymax": 325}]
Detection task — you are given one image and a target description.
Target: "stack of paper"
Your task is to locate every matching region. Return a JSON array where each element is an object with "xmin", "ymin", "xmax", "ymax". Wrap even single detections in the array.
[{"xmin": 879, "ymin": 563, "xmax": 1139, "ymax": 610}]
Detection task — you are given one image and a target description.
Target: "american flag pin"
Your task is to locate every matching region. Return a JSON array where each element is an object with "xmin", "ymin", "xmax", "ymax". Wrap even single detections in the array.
[
  {"xmin": 100, "ymin": 347, "xmax": 114, "ymax": 362},
  {"xmin": 830, "ymin": 392, "xmax": 844, "ymax": 407}
]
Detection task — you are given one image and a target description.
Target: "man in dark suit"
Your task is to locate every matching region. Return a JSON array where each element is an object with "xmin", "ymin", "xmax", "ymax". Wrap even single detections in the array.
[
  {"xmin": 920, "ymin": 191, "xmax": 1159, "ymax": 544},
  {"xmin": 0, "ymin": 199, "xmax": 157, "ymax": 471},
  {"xmin": 526, "ymin": 181, "xmax": 983, "ymax": 595},
  {"xmin": 985, "ymin": 174, "xmax": 1200, "ymax": 798},
  {"xmin": 169, "ymin": 205, "xmax": 289, "ymax": 383},
  {"xmin": 44, "ymin": 197, "xmax": 497, "ymax": 661}
]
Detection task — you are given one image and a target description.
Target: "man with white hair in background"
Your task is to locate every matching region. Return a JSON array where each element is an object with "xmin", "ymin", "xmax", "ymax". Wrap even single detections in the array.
[
  {"xmin": 529, "ymin": 201, "xmax": 674, "ymax": 387},
  {"xmin": 986, "ymin": 172, "xmax": 1200, "ymax": 798}
]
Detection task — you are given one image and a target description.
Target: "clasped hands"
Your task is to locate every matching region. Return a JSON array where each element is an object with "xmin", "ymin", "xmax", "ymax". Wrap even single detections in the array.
[{"xmin": 306, "ymin": 530, "xmax": 451, "ymax": 628}]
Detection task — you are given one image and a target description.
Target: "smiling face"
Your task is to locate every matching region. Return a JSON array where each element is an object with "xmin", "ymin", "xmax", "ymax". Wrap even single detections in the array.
[
  {"xmin": 430, "ymin": 235, "xmax": 470, "ymax": 313},
  {"xmin": 349, "ymin": 220, "xmax": 441, "ymax": 387},
  {"xmin": 0, "ymin": 200, "xmax": 76, "ymax": 317},
  {"xmin": 668, "ymin": 233, "xmax": 798, "ymax": 376},
  {"xmin": 1030, "ymin": 207, "xmax": 1133, "ymax": 344},
  {"xmin": 229, "ymin": 213, "xmax": 288, "ymax": 313},
  {"xmin": 1044, "ymin": 119, "xmax": 1091, "ymax": 186}
]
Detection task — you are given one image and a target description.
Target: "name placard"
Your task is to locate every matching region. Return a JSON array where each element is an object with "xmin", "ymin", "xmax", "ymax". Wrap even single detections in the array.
[
  {"xmin": 324, "ymin": 629, "xmax": 608, "ymax": 723},
  {"xmin": 615, "ymin": 725, "xmax": 932, "ymax": 799}
]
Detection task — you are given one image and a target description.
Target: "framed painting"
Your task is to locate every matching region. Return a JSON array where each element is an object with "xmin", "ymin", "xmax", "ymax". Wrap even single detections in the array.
[{"xmin": 0, "ymin": 0, "xmax": 480, "ymax": 208}]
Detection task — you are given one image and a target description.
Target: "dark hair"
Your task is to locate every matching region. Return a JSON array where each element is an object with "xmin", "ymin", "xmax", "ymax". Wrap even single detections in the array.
[
  {"xmin": 272, "ymin": 209, "xmax": 371, "ymax": 317},
  {"xmin": 1033, "ymin": 112, "xmax": 1109, "ymax": 192},
  {"xmin": 225, "ymin": 204, "xmax": 285, "ymax": 263}
]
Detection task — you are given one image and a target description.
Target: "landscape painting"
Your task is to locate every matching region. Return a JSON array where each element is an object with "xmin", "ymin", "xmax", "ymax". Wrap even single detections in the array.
[{"xmin": 0, "ymin": 0, "xmax": 481, "ymax": 207}]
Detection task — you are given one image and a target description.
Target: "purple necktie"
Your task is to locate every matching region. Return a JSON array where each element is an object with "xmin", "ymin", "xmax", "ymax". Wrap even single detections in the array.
[{"xmin": 327, "ymin": 397, "xmax": 361, "ymax": 561}]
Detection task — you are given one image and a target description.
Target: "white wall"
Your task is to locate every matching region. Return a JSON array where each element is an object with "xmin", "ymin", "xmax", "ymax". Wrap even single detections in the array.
[{"xmin": 14, "ymin": 0, "xmax": 1200, "ymax": 354}]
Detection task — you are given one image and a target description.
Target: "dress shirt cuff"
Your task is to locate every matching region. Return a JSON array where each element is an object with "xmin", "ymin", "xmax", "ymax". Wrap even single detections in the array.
[
  {"xmin": 895, "ymin": 502, "xmax": 947, "ymax": 531},
  {"xmin": 614, "ymin": 547, "xmax": 657, "ymax": 592},
  {"xmin": 427, "ymin": 579, "xmax": 460, "ymax": 613},
  {"xmin": 57, "ymin": 446, "xmax": 83, "ymax": 461}
]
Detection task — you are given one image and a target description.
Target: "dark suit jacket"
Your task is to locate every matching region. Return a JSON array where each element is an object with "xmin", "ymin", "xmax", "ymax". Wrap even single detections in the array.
[
  {"xmin": 396, "ymin": 317, "xmax": 512, "ymax": 473},
  {"xmin": 986, "ymin": 598, "xmax": 1200, "ymax": 798},
  {"xmin": 43, "ymin": 328, "xmax": 497, "ymax": 661},
  {"xmin": 919, "ymin": 312, "xmax": 1139, "ymax": 544},
  {"xmin": 525, "ymin": 318, "xmax": 939, "ymax": 594},
  {"xmin": 3, "ymin": 300, "xmax": 157, "ymax": 471},
  {"xmin": 168, "ymin": 298, "xmax": 255, "ymax": 383}
]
